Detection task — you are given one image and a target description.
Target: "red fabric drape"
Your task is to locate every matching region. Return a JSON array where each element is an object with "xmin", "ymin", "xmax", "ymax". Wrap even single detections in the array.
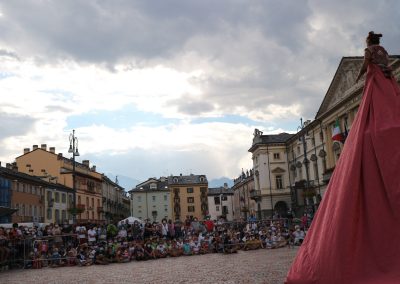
[{"xmin": 286, "ymin": 63, "xmax": 400, "ymax": 283}]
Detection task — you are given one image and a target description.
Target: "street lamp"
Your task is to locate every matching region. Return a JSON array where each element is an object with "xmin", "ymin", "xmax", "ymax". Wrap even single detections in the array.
[
  {"xmin": 265, "ymin": 144, "xmax": 274, "ymax": 220},
  {"xmin": 69, "ymin": 129, "xmax": 80, "ymax": 224},
  {"xmin": 297, "ymin": 118, "xmax": 313, "ymax": 215}
]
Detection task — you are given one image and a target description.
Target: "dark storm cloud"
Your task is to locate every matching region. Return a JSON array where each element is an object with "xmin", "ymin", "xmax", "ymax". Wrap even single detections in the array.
[
  {"xmin": 0, "ymin": 0, "xmax": 399, "ymax": 121},
  {"xmin": 0, "ymin": 113, "xmax": 36, "ymax": 139},
  {"xmin": 0, "ymin": 0, "xmax": 310, "ymax": 63}
]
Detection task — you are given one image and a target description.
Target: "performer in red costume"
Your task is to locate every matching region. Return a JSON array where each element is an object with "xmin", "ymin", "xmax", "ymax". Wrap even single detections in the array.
[{"xmin": 286, "ymin": 31, "xmax": 400, "ymax": 283}]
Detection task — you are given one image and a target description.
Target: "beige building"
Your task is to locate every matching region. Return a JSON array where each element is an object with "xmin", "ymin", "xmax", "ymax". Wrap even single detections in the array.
[
  {"xmin": 102, "ymin": 175, "xmax": 129, "ymax": 224},
  {"xmin": 168, "ymin": 174, "xmax": 208, "ymax": 221},
  {"xmin": 231, "ymin": 170, "xmax": 256, "ymax": 221},
  {"xmin": 15, "ymin": 145, "xmax": 103, "ymax": 224},
  {"xmin": 249, "ymin": 132, "xmax": 294, "ymax": 219}
]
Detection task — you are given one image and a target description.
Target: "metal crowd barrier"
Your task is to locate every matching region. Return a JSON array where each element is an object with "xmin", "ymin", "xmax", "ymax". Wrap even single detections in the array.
[{"xmin": 0, "ymin": 234, "xmax": 79, "ymax": 270}]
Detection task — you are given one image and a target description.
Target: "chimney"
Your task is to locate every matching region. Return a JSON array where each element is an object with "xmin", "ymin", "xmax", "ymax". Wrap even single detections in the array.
[
  {"xmin": 49, "ymin": 147, "xmax": 56, "ymax": 153},
  {"xmin": 41, "ymin": 144, "xmax": 47, "ymax": 151},
  {"xmin": 82, "ymin": 160, "xmax": 90, "ymax": 168},
  {"xmin": 57, "ymin": 153, "xmax": 63, "ymax": 160},
  {"xmin": 24, "ymin": 148, "xmax": 30, "ymax": 154},
  {"xmin": 91, "ymin": 165, "xmax": 96, "ymax": 172},
  {"xmin": 6, "ymin": 163, "xmax": 12, "ymax": 169},
  {"xmin": 32, "ymin": 145, "xmax": 38, "ymax": 150},
  {"xmin": 12, "ymin": 162, "xmax": 18, "ymax": 172},
  {"xmin": 224, "ymin": 183, "xmax": 228, "ymax": 189}
]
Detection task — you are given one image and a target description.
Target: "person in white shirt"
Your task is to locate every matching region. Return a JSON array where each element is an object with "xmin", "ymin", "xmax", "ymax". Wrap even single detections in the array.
[{"xmin": 87, "ymin": 227, "xmax": 97, "ymax": 245}]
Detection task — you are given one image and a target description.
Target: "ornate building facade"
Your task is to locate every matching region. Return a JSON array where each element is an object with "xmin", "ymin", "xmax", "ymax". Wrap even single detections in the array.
[{"xmin": 248, "ymin": 55, "xmax": 400, "ymax": 218}]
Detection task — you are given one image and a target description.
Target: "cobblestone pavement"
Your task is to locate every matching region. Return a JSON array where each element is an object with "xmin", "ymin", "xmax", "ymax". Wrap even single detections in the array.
[{"xmin": 1, "ymin": 248, "xmax": 298, "ymax": 284}]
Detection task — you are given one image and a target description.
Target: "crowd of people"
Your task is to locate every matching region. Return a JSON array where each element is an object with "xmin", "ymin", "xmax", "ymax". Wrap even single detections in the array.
[{"xmin": 0, "ymin": 216, "xmax": 306, "ymax": 270}]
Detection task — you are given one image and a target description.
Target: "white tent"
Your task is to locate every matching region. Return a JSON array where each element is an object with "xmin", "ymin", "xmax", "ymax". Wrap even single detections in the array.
[{"xmin": 118, "ymin": 216, "xmax": 144, "ymax": 226}]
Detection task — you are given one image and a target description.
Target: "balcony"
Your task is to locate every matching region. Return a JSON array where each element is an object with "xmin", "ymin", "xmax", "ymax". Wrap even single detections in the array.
[
  {"xmin": 250, "ymin": 190, "xmax": 261, "ymax": 200},
  {"xmin": 77, "ymin": 204, "xmax": 86, "ymax": 210}
]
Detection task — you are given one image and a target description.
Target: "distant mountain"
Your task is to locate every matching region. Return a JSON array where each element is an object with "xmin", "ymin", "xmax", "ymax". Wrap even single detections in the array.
[
  {"xmin": 208, "ymin": 177, "xmax": 234, "ymax": 188},
  {"xmin": 106, "ymin": 174, "xmax": 141, "ymax": 191}
]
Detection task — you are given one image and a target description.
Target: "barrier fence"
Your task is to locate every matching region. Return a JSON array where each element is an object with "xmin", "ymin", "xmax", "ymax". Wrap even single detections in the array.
[{"xmin": 0, "ymin": 219, "xmax": 298, "ymax": 271}]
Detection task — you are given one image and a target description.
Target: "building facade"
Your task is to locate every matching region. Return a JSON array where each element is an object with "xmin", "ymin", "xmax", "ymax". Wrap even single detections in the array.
[
  {"xmin": 207, "ymin": 184, "xmax": 234, "ymax": 221},
  {"xmin": 168, "ymin": 174, "xmax": 208, "ymax": 221},
  {"xmin": 15, "ymin": 145, "xmax": 103, "ymax": 223},
  {"xmin": 247, "ymin": 55, "xmax": 400, "ymax": 218},
  {"xmin": 129, "ymin": 177, "xmax": 171, "ymax": 222},
  {"xmin": 249, "ymin": 132, "xmax": 294, "ymax": 219},
  {"xmin": 231, "ymin": 170, "xmax": 256, "ymax": 221},
  {"xmin": 102, "ymin": 175, "xmax": 129, "ymax": 223}
]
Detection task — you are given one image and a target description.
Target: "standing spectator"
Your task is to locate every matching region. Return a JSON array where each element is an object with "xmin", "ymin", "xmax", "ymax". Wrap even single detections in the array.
[
  {"xmin": 161, "ymin": 219, "xmax": 169, "ymax": 239},
  {"xmin": 76, "ymin": 225, "xmax": 87, "ymax": 245},
  {"xmin": 167, "ymin": 220, "xmax": 175, "ymax": 239},
  {"xmin": 87, "ymin": 227, "xmax": 97, "ymax": 245}
]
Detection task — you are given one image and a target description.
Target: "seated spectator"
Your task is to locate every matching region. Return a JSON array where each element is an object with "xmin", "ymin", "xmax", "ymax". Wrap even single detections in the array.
[
  {"xmin": 169, "ymin": 241, "xmax": 182, "ymax": 257},
  {"xmin": 133, "ymin": 243, "xmax": 146, "ymax": 261},
  {"xmin": 182, "ymin": 240, "xmax": 192, "ymax": 256},
  {"xmin": 77, "ymin": 247, "xmax": 92, "ymax": 266},
  {"xmin": 293, "ymin": 225, "xmax": 305, "ymax": 245},
  {"xmin": 144, "ymin": 241, "xmax": 156, "ymax": 260},
  {"xmin": 156, "ymin": 240, "xmax": 168, "ymax": 258},
  {"xmin": 95, "ymin": 247, "xmax": 109, "ymax": 265}
]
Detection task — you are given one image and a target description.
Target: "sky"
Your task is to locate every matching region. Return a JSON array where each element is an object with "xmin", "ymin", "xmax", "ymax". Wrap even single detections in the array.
[{"xmin": 0, "ymin": 0, "xmax": 399, "ymax": 189}]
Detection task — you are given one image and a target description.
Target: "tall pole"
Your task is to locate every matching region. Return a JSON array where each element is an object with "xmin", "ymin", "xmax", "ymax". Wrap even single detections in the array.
[
  {"xmin": 266, "ymin": 144, "xmax": 274, "ymax": 219},
  {"xmin": 69, "ymin": 129, "xmax": 79, "ymax": 224},
  {"xmin": 299, "ymin": 118, "xmax": 312, "ymax": 214}
]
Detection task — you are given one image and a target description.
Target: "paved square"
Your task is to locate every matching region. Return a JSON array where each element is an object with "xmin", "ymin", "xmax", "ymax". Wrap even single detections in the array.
[{"xmin": 1, "ymin": 248, "xmax": 298, "ymax": 284}]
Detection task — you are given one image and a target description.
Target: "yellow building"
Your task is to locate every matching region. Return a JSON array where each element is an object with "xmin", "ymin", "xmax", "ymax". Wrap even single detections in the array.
[
  {"xmin": 168, "ymin": 174, "xmax": 208, "ymax": 221},
  {"xmin": 15, "ymin": 144, "xmax": 103, "ymax": 224}
]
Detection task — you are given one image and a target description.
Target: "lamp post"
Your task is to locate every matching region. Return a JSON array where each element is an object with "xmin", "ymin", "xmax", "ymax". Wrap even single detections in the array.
[
  {"xmin": 297, "ymin": 118, "xmax": 312, "ymax": 215},
  {"xmin": 68, "ymin": 129, "xmax": 80, "ymax": 224},
  {"xmin": 266, "ymin": 144, "xmax": 274, "ymax": 220}
]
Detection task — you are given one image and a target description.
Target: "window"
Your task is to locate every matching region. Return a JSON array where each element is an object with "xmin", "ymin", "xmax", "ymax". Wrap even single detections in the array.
[
  {"xmin": 62, "ymin": 210, "xmax": 66, "ymax": 221},
  {"xmin": 165, "ymin": 208, "xmax": 168, "ymax": 212},
  {"xmin": 187, "ymin": 197, "xmax": 194, "ymax": 203},
  {"xmin": 55, "ymin": 192, "xmax": 60, "ymax": 203},
  {"xmin": 47, "ymin": 191, "xmax": 52, "ymax": 202},
  {"xmin": 138, "ymin": 210, "xmax": 142, "ymax": 213},
  {"xmin": 164, "ymin": 195, "xmax": 168, "ymax": 201},
  {"xmin": 32, "ymin": 186, "xmax": 36, "ymax": 195},
  {"xmin": 92, "ymin": 198, "xmax": 94, "ymax": 207},
  {"xmin": 47, "ymin": 208, "xmax": 52, "ymax": 220},
  {"xmin": 187, "ymin": 188, "xmax": 194, "ymax": 193},
  {"xmin": 214, "ymin": 196, "xmax": 221, "ymax": 205},
  {"xmin": 138, "ymin": 196, "xmax": 141, "ymax": 202},
  {"xmin": 62, "ymin": 193, "xmax": 66, "ymax": 203},
  {"xmin": 276, "ymin": 175, "xmax": 283, "ymax": 189},
  {"xmin": 313, "ymin": 162, "xmax": 319, "ymax": 181},
  {"xmin": 152, "ymin": 196, "xmax": 156, "ymax": 202},
  {"xmin": 188, "ymin": 206, "xmax": 195, "ymax": 212},
  {"xmin": 55, "ymin": 209, "xmax": 60, "ymax": 222},
  {"xmin": 150, "ymin": 183, "xmax": 157, "ymax": 189},
  {"xmin": 311, "ymin": 137, "xmax": 316, "ymax": 146},
  {"xmin": 273, "ymin": 153, "xmax": 280, "ymax": 160},
  {"xmin": 216, "ymin": 205, "xmax": 220, "ymax": 211},
  {"xmin": 221, "ymin": 195, "xmax": 227, "ymax": 201},
  {"xmin": 297, "ymin": 146, "xmax": 301, "ymax": 155}
]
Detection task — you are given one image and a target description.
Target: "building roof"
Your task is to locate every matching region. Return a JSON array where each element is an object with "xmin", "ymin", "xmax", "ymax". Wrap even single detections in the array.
[
  {"xmin": 248, "ymin": 132, "xmax": 294, "ymax": 152},
  {"xmin": 208, "ymin": 187, "xmax": 233, "ymax": 196},
  {"xmin": 129, "ymin": 177, "xmax": 169, "ymax": 193},
  {"xmin": 0, "ymin": 166, "xmax": 73, "ymax": 192},
  {"xmin": 102, "ymin": 175, "xmax": 125, "ymax": 191},
  {"xmin": 167, "ymin": 174, "xmax": 208, "ymax": 185}
]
